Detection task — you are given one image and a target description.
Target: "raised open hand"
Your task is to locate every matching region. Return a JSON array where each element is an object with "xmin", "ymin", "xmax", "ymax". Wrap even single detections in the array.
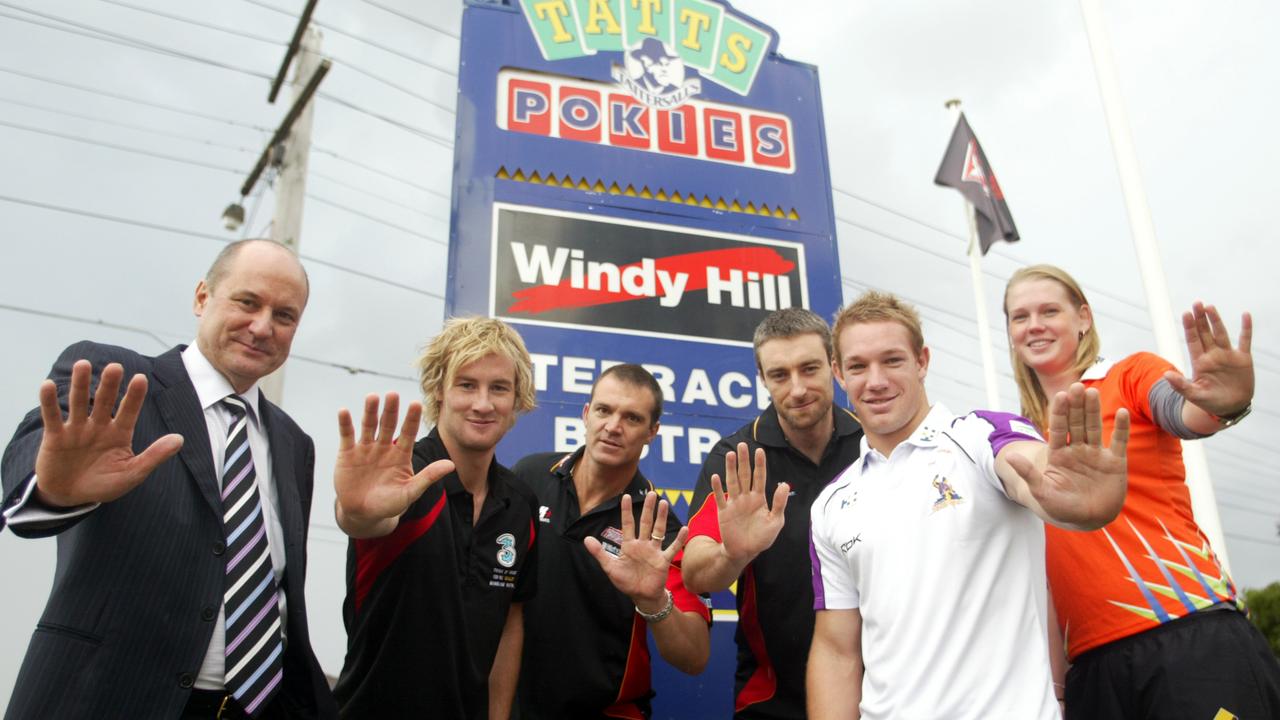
[
  {"xmin": 584, "ymin": 491, "xmax": 688, "ymax": 611},
  {"xmin": 1164, "ymin": 302, "xmax": 1254, "ymax": 417},
  {"xmin": 711, "ymin": 443, "xmax": 788, "ymax": 564},
  {"xmin": 334, "ymin": 392, "xmax": 454, "ymax": 537},
  {"xmin": 1006, "ymin": 383, "xmax": 1129, "ymax": 528},
  {"xmin": 34, "ymin": 360, "xmax": 184, "ymax": 508}
]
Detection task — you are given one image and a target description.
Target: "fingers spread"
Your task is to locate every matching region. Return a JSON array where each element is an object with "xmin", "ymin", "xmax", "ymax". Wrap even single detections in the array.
[
  {"xmin": 619, "ymin": 493, "xmax": 636, "ymax": 541},
  {"xmin": 634, "ymin": 491, "xmax": 658, "ymax": 541},
  {"xmin": 114, "ymin": 374, "xmax": 150, "ymax": 430},
  {"xmin": 1206, "ymin": 304, "xmax": 1231, "ymax": 348},
  {"xmin": 737, "ymin": 442, "xmax": 753, "ymax": 494},
  {"xmin": 1067, "ymin": 383, "xmax": 1087, "ymax": 445},
  {"xmin": 752, "ymin": 447, "xmax": 767, "ymax": 496},
  {"xmin": 1004, "ymin": 451, "xmax": 1039, "ymax": 488},
  {"xmin": 377, "ymin": 393, "xmax": 400, "ymax": 444},
  {"xmin": 652, "ymin": 499, "xmax": 670, "ymax": 543},
  {"xmin": 411, "ymin": 458, "xmax": 455, "ymax": 495},
  {"xmin": 723, "ymin": 450, "xmax": 740, "ymax": 499},
  {"xmin": 1084, "ymin": 387, "xmax": 1103, "ymax": 446},
  {"xmin": 1046, "ymin": 391, "xmax": 1069, "ymax": 448},
  {"xmin": 38, "ymin": 380, "xmax": 64, "ymax": 434},
  {"xmin": 131, "ymin": 433, "xmax": 185, "ymax": 479},
  {"xmin": 1109, "ymin": 408, "xmax": 1131, "ymax": 459},
  {"xmin": 397, "ymin": 400, "xmax": 423, "ymax": 448},
  {"xmin": 771, "ymin": 482, "xmax": 790, "ymax": 519},
  {"xmin": 1238, "ymin": 312, "xmax": 1253, "ymax": 354},
  {"xmin": 583, "ymin": 536, "xmax": 609, "ymax": 567},
  {"xmin": 359, "ymin": 394, "xmax": 379, "ymax": 444},
  {"xmin": 91, "ymin": 364, "xmax": 124, "ymax": 425},
  {"xmin": 710, "ymin": 474, "xmax": 727, "ymax": 510},
  {"xmin": 663, "ymin": 525, "xmax": 690, "ymax": 561},
  {"xmin": 336, "ymin": 408, "xmax": 355, "ymax": 450},
  {"xmin": 67, "ymin": 360, "xmax": 92, "ymax": 424}
]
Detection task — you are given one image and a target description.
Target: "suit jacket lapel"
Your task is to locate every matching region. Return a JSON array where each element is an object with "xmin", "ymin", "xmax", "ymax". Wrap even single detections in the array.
[
  {"xmin": 152, "ymin": 347, "xmax": 221, "ymax": 519},
  {"xmin": 261, "ymin": 402, "xmax": 305, "ymax": 560}
]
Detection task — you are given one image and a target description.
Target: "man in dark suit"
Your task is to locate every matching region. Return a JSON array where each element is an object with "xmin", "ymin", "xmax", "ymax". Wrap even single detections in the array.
[{"xmin": 0, "ymin": 239, "xmax": 338, "ymax": 718}]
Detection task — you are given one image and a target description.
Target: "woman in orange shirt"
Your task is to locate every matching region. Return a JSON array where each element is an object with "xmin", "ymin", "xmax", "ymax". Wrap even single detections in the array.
[{"xmin": 1002, "ymin": 264, "xmax": 1279, "ymax": 719}]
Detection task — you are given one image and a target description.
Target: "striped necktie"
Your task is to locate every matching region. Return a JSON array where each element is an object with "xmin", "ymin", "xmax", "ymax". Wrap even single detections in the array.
[{"xmin": 220, "ymin": 395, "xmax": 284, "ymax": 716}]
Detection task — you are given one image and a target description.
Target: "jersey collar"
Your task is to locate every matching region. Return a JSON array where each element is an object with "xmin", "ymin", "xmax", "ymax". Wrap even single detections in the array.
[
  {"xmin": 753, "ymin": 403, "xmax": 863, "ymax": 449},
  {"xmin": 857, "ymin": 403, "xmax": 954, "ymax": 466},
  {"xmin": 1080, "ymin": 356, "xmax": 1114, "ymax": 382}
]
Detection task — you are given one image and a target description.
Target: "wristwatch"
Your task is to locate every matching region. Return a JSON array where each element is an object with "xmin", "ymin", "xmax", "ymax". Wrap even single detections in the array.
[
  {"xmin": 636, "ymin": 589, "xmax": 675, "ymax": 624},
  {"xmin": 1213, "ymin": 403, "xmax": 1252, "ymax": 429}
]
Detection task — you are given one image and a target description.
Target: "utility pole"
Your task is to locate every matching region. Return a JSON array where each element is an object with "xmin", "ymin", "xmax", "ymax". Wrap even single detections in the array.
[
  {"xmin": 269, "ymin": 27, "xmax": 322, "ymax": 255},
  {"xmin": 218, "ymin": 0, "xmax": 327, "ymax": 405}
]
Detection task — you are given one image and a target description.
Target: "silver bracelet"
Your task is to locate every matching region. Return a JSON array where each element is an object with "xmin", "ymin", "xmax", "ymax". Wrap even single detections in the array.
[{"xmin": 636, "ymin": 589, "xmax": 675, "ymax": 624}]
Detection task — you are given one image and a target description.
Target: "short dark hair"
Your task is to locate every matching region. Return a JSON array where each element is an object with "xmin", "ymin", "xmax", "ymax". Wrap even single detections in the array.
[
  {"xmin": 591, "ymin": 363, "xmax": 664, "ymax": 426},
  {"xmin": 206, "ymin": 238, "xmax": 310, "ymax": 296},
  {"xmin": 752, "ymin": 307, "xmax": 833, "ymax": 369}
]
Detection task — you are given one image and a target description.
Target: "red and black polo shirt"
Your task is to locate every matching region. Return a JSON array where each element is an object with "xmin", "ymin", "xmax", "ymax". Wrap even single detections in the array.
[
  {"xmin": 514, "ymin": 449, "xmax": 711, "ymax": 720},
  {"xmin": 686, "ymin": 404, "xmax": 862, "ymax": 720},
  {"xmin": 334, "ymin": 429, "xmax": 539, "ymax": 719}
]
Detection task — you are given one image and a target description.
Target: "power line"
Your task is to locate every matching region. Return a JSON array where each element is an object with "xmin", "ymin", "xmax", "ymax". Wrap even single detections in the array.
[
  {"xmin": 0, "ymin": 95, "xmax": 261, "ymax": 154},
  {"xmin": 0, "ymin": 117, "xmax": 243, "ymax": 174},
  {"xmin": 1225, "ymin": 532, "xmax": 1280, "ymax": 549},
  {"xmin": 837, "ymin": 214, "xmax": 1151, "ymax": 333},
  {"xmin": 1, "ymin": 3, "xmax": 451, "ymax": 147},
  {"xmin": 308, "ymin": 169, "xmax": 447, "ymax": 223},
  {"xmin": 306, "ymin": 191, "xmax": 447, "ymax": 247},
  {"xmin": 0, "ymin": 64, "xmax": 271, "ymax": 133},
  {"xmin": 0, "ymin": 4, "xmax": 274, "ymax": 81},
  {"xmin": 832, "ymin": 184, "xmax": 1149, "ymax": 313},
  {"xmin": 98, "ymin": 0, "xmax": 287, "ymax": 46},
  {"xmin": 1218, "ymin": 500, "xmax": 1280, "ymax": 519},
  {"xmin": 356, "ymin": 0, "xmax": 460, "ymax": 40},
  {"xmin": 238, "ymin": 0, "xmax": 458, "ymax": 78},
  {"xmin": 309, "ymin": 145, "xmax": 450, "ymax": 202},
  {"xmin": 0, "ymin": 193, "xmax": 446, "ymax": 300},
  {"xmin": 316, "ymin": 91, "xmax": 453, "ymax": 148},
  {"xmin": 101, "ymin": 0, "xmax": 456, "ymax": 116}
]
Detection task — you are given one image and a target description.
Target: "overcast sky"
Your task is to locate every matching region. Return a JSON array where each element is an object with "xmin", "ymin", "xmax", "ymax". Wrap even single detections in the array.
[{"xmin": 1, "ymin": 0, "xmax": 1276, "ymax": 705}]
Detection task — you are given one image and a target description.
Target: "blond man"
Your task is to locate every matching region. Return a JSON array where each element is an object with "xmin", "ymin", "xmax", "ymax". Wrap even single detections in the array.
[
  {"xmin": 806, "ymin": 290, "xmax": 1130, "ymax": 720},
  {"xmin": 332, "ymin": 317, "xmax": 539, "ymax": 719}
]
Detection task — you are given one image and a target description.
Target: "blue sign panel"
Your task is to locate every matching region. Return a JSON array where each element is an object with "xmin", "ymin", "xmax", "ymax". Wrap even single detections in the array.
[{"xmin": 448, "ymin": 1, "xmax": 840, "ymax": 715}]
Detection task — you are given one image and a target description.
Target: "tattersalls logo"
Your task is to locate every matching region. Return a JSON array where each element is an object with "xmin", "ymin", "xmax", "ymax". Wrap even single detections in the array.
[{"xmin": 518, "ymin": 0, "xmax": 770, "ymax": 108}]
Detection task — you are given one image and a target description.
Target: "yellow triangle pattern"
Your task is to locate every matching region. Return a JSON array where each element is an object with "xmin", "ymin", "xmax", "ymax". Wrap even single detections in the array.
[{"xmin": 494, "ymin": 166, "xmax": 800, "ymax": 222}]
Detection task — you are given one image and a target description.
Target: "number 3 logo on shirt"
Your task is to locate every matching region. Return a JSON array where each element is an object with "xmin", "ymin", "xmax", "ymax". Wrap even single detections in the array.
[{"xmin": 496, "ymin": 533, "xmax": 517, "ymax": 568}]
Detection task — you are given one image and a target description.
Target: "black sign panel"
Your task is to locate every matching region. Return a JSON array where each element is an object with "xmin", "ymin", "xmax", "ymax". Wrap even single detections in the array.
[{"xmin": 490, "ymin": 204, "xmax": 809, "ymax": 345}]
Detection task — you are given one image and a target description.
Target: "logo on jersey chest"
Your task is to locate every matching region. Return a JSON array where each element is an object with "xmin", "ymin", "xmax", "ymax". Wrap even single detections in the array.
[
  {"xmin": 930, "ymin": 474, "xmax": 964, "ymax": 513},
  {"xmin": 601, "ymin": 525, "xmax": 625, "ymax": 557},
  {"xmin": 490, "ymin": 533, "xmax": 521, "ymax": 589}
]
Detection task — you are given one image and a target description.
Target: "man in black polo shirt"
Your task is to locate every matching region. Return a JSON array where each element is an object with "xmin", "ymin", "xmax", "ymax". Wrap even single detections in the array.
[
  {"xmin": 514, "ymin": 364, "xmax": 711, "ymax": 719},
  {"xmin": 682, "ymin": 308, "xmax": 864, "ymax": 719},
  {"xmin": 331, "ymin": 317, "xmax": 540, "ymax": 719}
]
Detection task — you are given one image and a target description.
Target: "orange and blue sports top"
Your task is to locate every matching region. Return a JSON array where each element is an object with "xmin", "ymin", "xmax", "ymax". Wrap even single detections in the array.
[{"xmin": 1046, "ymin": 352, "xmax": 1241, "ymax": 661}]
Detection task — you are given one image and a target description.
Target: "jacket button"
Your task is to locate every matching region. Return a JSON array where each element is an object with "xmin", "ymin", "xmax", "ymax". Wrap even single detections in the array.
[
  {"xmin": 212, "ymin": 541, "xmax": 225, "ymax": 556},
  {"xmin": 201, "ymin": 607, "xmax": 216, "ymax": 622},
  {"xmin": 178, "ymin": 672, "xmax": 194, "ymax": 688}
]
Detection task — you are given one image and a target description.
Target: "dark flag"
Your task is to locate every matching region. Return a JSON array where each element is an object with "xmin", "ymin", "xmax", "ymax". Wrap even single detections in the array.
[{"xmin": 934, "ymin": 113, "xmax": 1019, "ymax": 254}]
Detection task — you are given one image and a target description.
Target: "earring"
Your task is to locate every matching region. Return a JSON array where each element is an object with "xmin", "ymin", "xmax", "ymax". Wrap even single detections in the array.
[{"xmin": 1078, "ymin": 330, "xmax": 1085, "ymax": 340}]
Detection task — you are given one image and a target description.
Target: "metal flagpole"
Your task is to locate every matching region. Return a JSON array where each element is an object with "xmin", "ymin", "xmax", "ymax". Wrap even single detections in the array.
[
  {"xmin": 946, "ymin": 99, "xmax": 1003, "ymax": 411},
  {"xmin": 1078, "ymin": 0, "xmax": 1229, "ymax": 569}
]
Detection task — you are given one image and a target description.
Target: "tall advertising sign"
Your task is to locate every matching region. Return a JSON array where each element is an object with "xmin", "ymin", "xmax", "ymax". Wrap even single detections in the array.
[{"xmin": 448, "ymin": 1, "xmax": 840, "ymax": 714}]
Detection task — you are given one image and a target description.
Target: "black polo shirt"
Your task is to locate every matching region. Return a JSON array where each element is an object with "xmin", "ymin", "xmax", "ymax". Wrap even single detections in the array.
[
  {"xmin": 334, "ymin": 429, "xmax": 539, "ymax": 719},
  {"xmin": 686, "ymin": 404, "xmax": 863, "ymax": 720},
  {"xmin": 513, "ymin": 449, "xmax": 711, "ymax": 720}
]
